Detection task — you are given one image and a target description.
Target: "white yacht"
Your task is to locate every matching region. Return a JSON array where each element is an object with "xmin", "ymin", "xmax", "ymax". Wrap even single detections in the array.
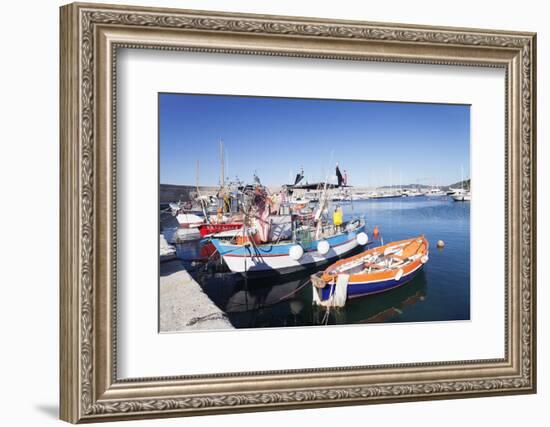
[
  {"xmin": 351, "ymin": 192, "xmax": 370, "ymax": 201},
  {"xmin": 451, "ymin": 190, "xmax": 471, "ymax": 202},
  {"xmin": 425, "ymin": 187, "xmax": 446, "ymax": 197},
  {"xmin": 402, "ymin": 188, "xmax": 423, "ymax": 197}
]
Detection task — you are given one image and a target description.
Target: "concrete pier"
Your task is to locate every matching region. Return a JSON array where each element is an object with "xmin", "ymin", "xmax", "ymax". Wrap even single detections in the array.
[
  {"xmin": 159, "ymin": 260, "xmax": 234, "ymax": 332},
  {"xmin": 159, "ymin": 234, "xmax": 177, "ymax": 262}
]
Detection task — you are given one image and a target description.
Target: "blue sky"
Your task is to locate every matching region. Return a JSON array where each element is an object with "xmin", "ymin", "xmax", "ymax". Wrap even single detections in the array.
[{"xmin": 159, "ymin": 93, "xmax": 470, "ymax": 187}]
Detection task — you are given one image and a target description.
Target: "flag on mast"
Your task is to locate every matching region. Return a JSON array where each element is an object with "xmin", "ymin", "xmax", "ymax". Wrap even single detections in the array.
[{"xmin": 336, "ymin": 163, "xmax": 344, "ymax": 187}]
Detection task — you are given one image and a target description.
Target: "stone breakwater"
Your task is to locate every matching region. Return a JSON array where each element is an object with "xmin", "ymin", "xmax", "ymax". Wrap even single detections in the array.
[{"xmin": 160, "ymin": 184, "xmax": 218, "ymax": 204}]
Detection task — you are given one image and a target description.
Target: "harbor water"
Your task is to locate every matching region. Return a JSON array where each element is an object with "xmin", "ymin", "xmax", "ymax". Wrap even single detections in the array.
[{"xmin": 172, "ymin": 196, "xmax": 470, "ymax": 329}]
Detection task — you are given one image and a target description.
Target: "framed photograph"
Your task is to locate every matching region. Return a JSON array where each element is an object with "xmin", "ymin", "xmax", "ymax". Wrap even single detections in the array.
[{"xmin": 60, "ymin": 2, "xmax": 537, "ymax": 423}]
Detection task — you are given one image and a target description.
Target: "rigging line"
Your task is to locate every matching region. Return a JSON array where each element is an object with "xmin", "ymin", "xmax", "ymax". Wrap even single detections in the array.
[{"xmin": 275, "ymin": 279, "xmax": 311, "ymax": 302}]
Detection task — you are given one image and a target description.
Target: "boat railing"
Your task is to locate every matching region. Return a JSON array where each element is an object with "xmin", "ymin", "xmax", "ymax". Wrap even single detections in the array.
[
  {"xmin": 290, "ymin": 216, "xmax": 364, "ymax": 244},
  {"xmin": 294, "ymin": 227, "xmax": 314, "ymax": 245}
]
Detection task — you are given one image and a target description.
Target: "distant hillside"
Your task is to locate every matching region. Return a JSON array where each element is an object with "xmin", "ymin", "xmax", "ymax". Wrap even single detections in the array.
[
  {"xmin": 377, "ymin": 179, "xmax": 470, "ymax": 190},
  {"xmin": 446, "ymin": 179, "xmax": 470, "ymax": 190},
  {"xmin": 377, "ymin": 184, "xmax": 440, "ymax": 190}
]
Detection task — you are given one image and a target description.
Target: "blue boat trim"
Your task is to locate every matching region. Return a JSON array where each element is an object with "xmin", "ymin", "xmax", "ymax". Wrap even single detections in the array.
[{"xmin": 211, "ymin": 225, "xmax": 365, "ymax": 258}]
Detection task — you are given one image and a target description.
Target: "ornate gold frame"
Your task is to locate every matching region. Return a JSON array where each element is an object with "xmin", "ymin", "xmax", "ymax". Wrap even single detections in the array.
[{"xmin": 60, "ymin": 2, "xmax": 537, "ymax": 423}]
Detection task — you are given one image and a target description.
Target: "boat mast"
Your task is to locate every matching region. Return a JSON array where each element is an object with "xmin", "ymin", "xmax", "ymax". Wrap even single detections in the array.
[
  {"xmin": 220, "ymin": 138, "xmax": 225, "ymax": 188},
  {"xmin": 195, "ymin": 159, "xmax": 209, "ymax": 217},
  {"xmin": 196, "ymin": 159, "xmax": 200, "ymax": 188},
  {"xmin": 315, "ymin": 153, "xmax": 334, "ymax": 240},
  {"xmin": 195, "ymin": 159, "xmax": 208, "ymax": 220}
]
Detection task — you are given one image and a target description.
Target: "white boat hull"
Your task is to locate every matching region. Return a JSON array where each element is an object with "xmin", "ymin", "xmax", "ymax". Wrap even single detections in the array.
[
  {"xmin": 176, "ymin": 213, "xmax": 204, "ymax": 227},
  {"xmin": 163, "ymin": 227, "xmax": 201, "ymax": 243},
  {"xmin": 451, "ymin": 192, "xmax": 471, "ymax": 201},
  {"xmin": 221, "ymin": 235, "xmax": 360, "ymax": 274}
]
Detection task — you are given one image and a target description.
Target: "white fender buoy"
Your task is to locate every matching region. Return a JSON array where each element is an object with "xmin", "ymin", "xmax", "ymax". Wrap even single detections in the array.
[
  {"xmin": 395, "ymin": 268, "xmax": 404, "ymax": 281},
  {"xmin": 421, "ymin": 255, "xmax": 429, "ymax": 264},
  {"xmin": 317, "ymin": 240, "xmax": 330, "ymax": 255},
  {"xmin": 356, "ymin": 232, "xmax": 368, "ymax": 246},
  {"xmin": 289, "ymin": 244, "xmax": 304, "ymax": 260}
]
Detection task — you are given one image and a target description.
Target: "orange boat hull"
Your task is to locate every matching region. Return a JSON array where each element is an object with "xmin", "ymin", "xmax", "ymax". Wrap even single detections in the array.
[{"xmin": 318, "ymin": 236, "xmax": 429, "ymax": 300}]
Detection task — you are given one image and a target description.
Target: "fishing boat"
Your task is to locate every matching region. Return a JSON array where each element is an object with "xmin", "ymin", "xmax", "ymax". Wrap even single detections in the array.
[
  {"xmin": 311, "ymin": 236, "xmax": 429, "ymax": 306},
  {"xmin": 210, "ymin": 218, "xmax": 367, "ymax": 275},
  {"xmin": 175, "ymin": 212, "xmax": 205, "ymax": 228},
  {"xmin": 163, "ymin": 225, "xmax": 202, "ymax": 243},
  {"xmin": 163, "ymin": 209, "xmax": 205, "ymax": 242},
  {"xmin": 198, "ymin": 222, "xmax": 243, "ymax": 238},
  {"xmin": 209, "ymin": 161, "xmax": 367, "ymax": 275}
]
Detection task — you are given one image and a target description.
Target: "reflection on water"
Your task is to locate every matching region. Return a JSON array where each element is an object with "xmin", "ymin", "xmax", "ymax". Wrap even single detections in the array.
[{"xmin": 178, "ymin": 196, "xmax": 470, "ymax": 328}]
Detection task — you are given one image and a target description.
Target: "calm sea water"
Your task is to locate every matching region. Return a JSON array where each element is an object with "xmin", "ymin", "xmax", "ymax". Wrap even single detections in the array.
[{"xmin": 178, "ymin": 196, "xmax": 470, "ymax": 328}]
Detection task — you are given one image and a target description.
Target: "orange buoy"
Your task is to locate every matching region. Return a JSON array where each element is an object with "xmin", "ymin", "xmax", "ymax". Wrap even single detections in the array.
[{"xmin": 373, "ymin": 226, "xmax": 379, "ymax": 238}]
